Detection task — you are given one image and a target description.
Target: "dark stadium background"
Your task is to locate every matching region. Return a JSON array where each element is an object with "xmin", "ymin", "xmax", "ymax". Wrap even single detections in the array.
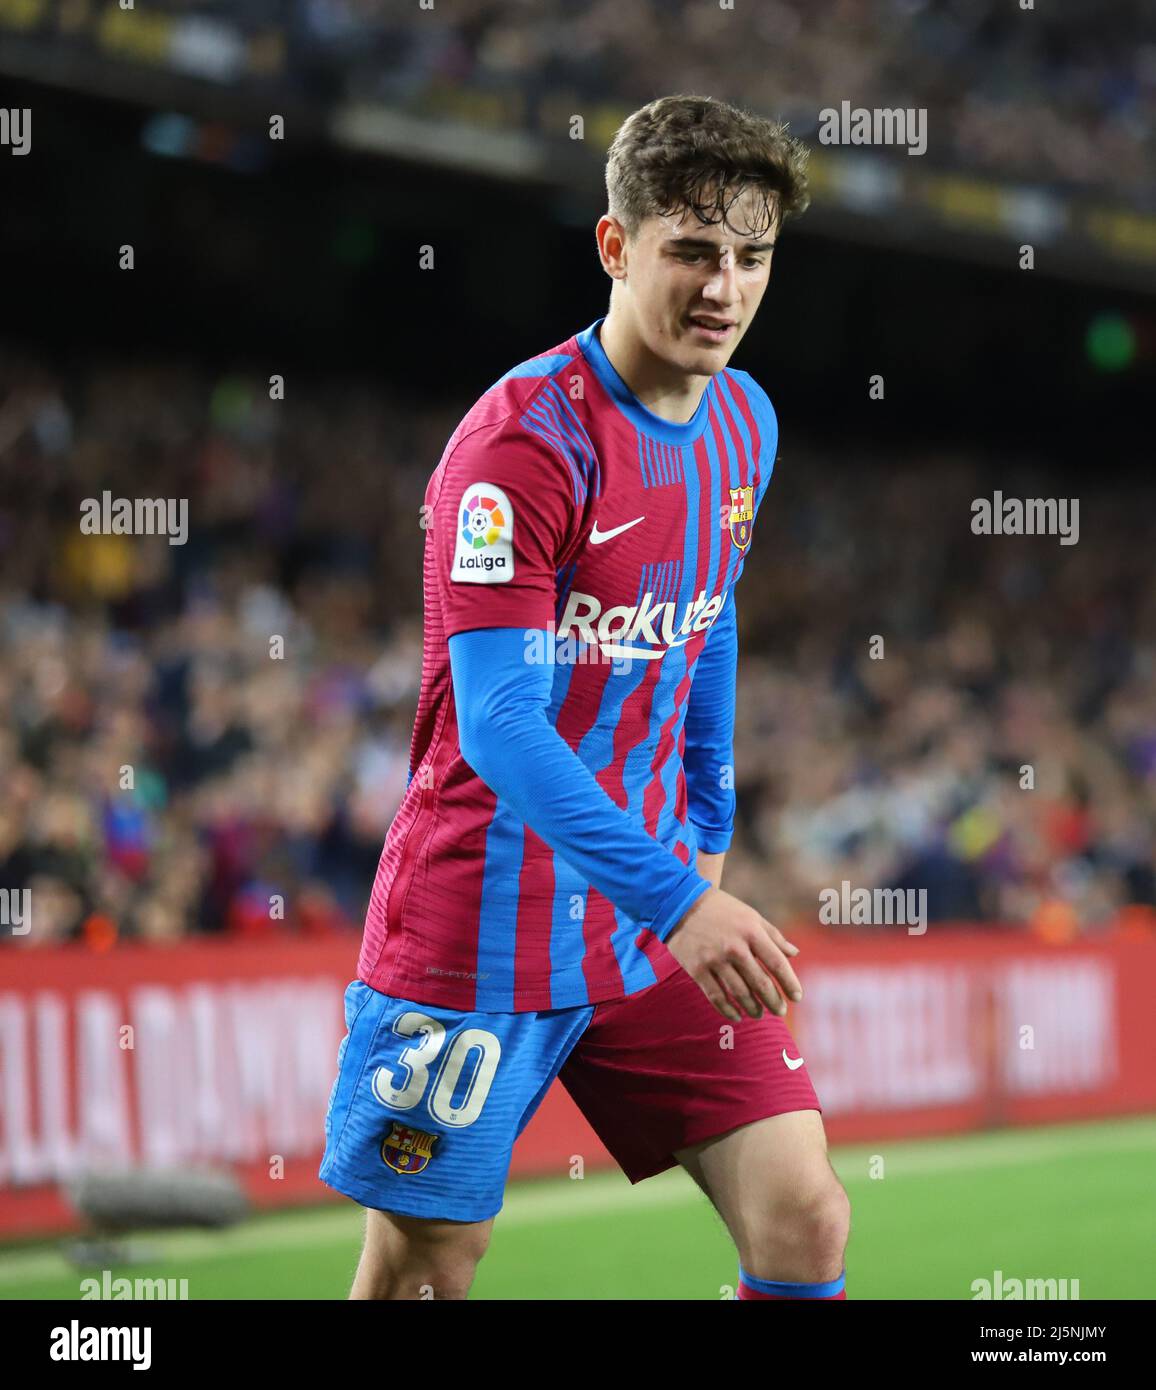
[
  {"xmin": 5, "ymin": 72, "xmax": 1153, "ymax": 456},
  {"xmin": 1, "ymin": 0, "xmax": 1154, "ymax": 1303}
]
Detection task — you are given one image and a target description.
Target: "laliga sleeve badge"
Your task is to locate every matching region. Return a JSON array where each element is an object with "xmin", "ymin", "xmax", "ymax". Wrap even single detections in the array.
[
  {"xmin": 452, "ymin": 481, "xmax": 515, "ymax": 584},
  {"xmin": 728, "ymin": 484, "xmax": 754, "ymax": 553},
  {"xmin": 381, "ymin": 1122, "xmax": 439, "ymax": 1174}
]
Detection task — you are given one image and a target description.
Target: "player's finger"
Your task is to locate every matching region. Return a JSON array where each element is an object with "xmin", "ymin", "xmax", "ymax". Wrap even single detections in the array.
[
  {"xmin": 697, "ymin": 971, "xmax": 742, "ymax": 1023},
  {"xmin": 763, "ymin": 919, "xmax": 801, "ymax": 956},
  {"xmin": 728, "ymin": 951, "xmax": 786, "ymax": 1016},
  {"xmin": 714, "ymin": 963, "xmax": 763, "ymax": 1020},
  {"xmin": 748, "ymin": 932, "xmax": 803, "ymax": 1004}
]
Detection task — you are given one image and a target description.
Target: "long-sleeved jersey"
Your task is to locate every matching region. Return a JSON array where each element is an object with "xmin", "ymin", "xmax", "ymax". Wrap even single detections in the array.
[{"xmin": 357, "ymin": 317, "xmax": 777, "ymax": 1010}]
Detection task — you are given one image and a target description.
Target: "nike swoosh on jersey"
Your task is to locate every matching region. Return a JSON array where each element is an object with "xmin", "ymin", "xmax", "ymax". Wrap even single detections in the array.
[
  {"xmin": 589, "ymin": 516, "xmax": 645, "ymax": 544},
  {"xmin": 782, "ymin": 1050, "xmax": 806, "ymax": 1070}
]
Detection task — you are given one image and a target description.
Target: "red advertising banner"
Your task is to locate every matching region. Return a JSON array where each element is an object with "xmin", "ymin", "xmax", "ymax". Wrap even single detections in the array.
[
  {"xmin": 788, "ymin": 930, "xmax": 1156, "ymax": 1140},
  {"xmin": 0, "ymin": 939, "xmax": 352, "ymax": 1238},
  {"xmin": 1, "ymin": 930, "xmax": 1154, "ymax": 1238}
]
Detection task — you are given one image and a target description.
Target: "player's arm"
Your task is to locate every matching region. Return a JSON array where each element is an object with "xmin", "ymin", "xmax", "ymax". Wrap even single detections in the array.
[
  {"xmin": 450, "ymin": 626, "xmax": 710, "ymax": 938},
  {"xmin": 451, "ymin": 630, "xmax": 803, "ymax": 1023},
  {"xmin": 683, "ymin": 583, "xmax": 738, "ymax": 886}
]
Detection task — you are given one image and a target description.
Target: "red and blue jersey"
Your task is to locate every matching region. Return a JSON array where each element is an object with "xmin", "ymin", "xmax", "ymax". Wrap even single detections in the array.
[{"xmin": 358, "ymin": 318, "xmax": 778, "ymax": 1011}]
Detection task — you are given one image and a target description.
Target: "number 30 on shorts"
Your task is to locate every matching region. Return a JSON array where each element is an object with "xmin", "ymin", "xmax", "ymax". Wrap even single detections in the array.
[{"xmin": 371, "ymin": 1011, "xmax": 501, "ymax": 1128}]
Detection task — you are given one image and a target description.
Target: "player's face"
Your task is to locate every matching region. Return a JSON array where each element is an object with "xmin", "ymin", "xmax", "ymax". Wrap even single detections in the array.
[{"xmin": 629, "ymin": 185, "xmax": 777, "ymax": 377}]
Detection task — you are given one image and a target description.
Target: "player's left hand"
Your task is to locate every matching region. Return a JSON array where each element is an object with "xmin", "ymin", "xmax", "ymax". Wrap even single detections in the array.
[{"xmin": 665, "ymin": 886, "xmax": 802, "ymax": 1023}]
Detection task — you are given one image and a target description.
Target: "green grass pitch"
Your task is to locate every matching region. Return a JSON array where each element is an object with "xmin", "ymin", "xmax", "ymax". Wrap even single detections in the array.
[{"xmin": 2, "ymin": 1116, "xmax": 1152, "ymax": 1300}]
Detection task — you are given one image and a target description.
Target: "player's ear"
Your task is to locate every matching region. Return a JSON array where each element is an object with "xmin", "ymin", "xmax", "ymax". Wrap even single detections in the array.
[{"xmin": 596, "ymin": 214, "xmax": 628, "ymax": 278}]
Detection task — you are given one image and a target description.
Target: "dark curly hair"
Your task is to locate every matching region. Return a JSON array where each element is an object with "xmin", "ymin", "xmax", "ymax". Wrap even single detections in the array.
[{"xmin": 605, "ymin": 95, "xmax": 811, "ymax": 242}]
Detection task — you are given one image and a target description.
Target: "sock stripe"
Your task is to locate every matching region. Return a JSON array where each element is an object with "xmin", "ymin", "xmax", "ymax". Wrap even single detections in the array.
[{"xmin": 738, "ymin": 1266, "xmax": 846, "ymax": 1299}]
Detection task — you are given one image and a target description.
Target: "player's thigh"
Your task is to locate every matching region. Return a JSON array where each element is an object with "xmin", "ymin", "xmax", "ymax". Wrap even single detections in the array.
[{"xmin": 676, "ymin": 1108, "xmax": 849, "ymax": 1251}]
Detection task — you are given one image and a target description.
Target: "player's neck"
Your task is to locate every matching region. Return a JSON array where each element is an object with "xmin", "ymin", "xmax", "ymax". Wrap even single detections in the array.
[{"xmin": 598, "ymin": 312, "xmax": 708, "ymax": 426}]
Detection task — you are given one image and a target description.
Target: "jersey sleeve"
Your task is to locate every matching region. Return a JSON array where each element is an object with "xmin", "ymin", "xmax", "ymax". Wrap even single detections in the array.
[
  {"xmin": 430, "ymin": 421, "xmax": 580, "ymax": 639},
  {"xmin": 682, "ymin": 585, "xmax": 738, "ymax": 852},
  {"xmin": 449, "ymin": 626, "xmax": 712, "ymax": 939}
]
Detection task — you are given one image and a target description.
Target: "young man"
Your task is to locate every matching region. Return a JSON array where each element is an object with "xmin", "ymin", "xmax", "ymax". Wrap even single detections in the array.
[{"xmin": 321, "ymin": 94, "xmax": 851, "ymax": 1300}]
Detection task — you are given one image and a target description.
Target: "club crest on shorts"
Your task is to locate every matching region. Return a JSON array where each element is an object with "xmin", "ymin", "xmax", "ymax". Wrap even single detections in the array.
[
  {"xmin": 728, "ymin": 484, "xmax": 754, "ymax": 552},
  {"xmin": 381, "ymin": 1122, "xmax": 439, "ymax": 1175}
]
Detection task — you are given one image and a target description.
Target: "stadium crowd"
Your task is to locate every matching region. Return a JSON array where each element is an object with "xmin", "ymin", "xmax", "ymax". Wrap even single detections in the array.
[
  {"xmin": 346, "ymin": 0, "xmax": 1156, "ymax": 200},
  {"xmin": 11, "ymin": 1, "xmax": 1150, "ymax": 200},
  {"xmin": 1, "ymin": 351, "xmax": 1153, "ymax": 950}
]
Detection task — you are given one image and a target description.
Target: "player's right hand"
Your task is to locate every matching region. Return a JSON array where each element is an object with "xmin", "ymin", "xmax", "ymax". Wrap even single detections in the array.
[{"xmin": 665, "ymin": 887, "xmax": 802, "ymax": 1023}]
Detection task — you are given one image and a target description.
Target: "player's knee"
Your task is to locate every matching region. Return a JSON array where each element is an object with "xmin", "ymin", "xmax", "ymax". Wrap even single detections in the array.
[
  {"xmin": 399, "ymin": 1227, "xmax": 490, "ymax": 1299},
  {"xmin": 352, "ymin": 1212, "xmax": 491, "ymax": 1300},
  {"xmin": 792, "ymin": 1182, "xmax": 850, "ymax": 1260},
  {"xmin": 744, "ymin": 1180, "xmax": 851, "ymax": 1279},
  {"xmin": 814, "ymin": 1182, "xmax": 851, "ymax": 1259},
  {"xmin": 395, "ymin": 1214, "xmax": 491, "ymax": 1266},
  {"xmin": 423, "ymin": 1219, "xmax": 492, "ymax": 1267}
]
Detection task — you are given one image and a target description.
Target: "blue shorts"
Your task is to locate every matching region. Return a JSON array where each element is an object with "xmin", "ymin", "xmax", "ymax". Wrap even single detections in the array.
[
  {"xmin": 320, "ymin": 982, "xmax": 593, "ymax": 1222},
  {"xmin": 319, "ymin": 972, "xmax": 820, "ymax": 1224}
]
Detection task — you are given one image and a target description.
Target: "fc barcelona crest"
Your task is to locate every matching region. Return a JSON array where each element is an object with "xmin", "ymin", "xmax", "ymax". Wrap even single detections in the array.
[
  {"xmin": 381, "ymin": 1122, "xmax": 439, "ymax": 1175},
  {"xmin": 728, "ymin": 485, "xmax": 754, "ymax": 553}
]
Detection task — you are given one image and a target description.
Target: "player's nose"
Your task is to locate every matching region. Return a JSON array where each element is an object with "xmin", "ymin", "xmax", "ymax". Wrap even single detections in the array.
[{"xmin": 701, "ymin": 264, "xmax": 740, "ymax": 307}]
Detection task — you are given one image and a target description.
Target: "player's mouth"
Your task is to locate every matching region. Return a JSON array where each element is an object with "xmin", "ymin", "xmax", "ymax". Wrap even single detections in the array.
[{"xmin": 685, "ymin": 315, "xmax": 737, "ymax": 344}]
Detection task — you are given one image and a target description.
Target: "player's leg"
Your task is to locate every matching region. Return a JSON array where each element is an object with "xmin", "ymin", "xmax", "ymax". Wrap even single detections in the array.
[
  {"xmin": 349, "ymin": 1208, "xmax": 493, "ymax": 1300},
  {"xmin": 560, "ymin": 961, "xmax": 849, "ymax": 1298},
  {"xmin": 675, "ymin": 1109, "xmax": 851, "ymax": 1298}
]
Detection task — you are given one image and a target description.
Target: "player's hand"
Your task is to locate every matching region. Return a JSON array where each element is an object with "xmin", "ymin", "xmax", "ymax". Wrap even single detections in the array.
[{"xmin": 665, "ymin": 887, "xmax": 802, "ymax": 1023}]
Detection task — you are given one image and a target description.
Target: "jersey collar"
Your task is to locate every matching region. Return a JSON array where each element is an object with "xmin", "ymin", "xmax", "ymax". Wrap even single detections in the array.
[{"xmin": 576, "ymin": 317, "xmax": 715, "ymax": 446}]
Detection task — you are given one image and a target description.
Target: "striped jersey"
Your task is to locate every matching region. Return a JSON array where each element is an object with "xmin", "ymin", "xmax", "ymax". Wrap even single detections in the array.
[{"xmin": 358, "ymin": 317, "xmax": 778, "ymax": 1011}]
